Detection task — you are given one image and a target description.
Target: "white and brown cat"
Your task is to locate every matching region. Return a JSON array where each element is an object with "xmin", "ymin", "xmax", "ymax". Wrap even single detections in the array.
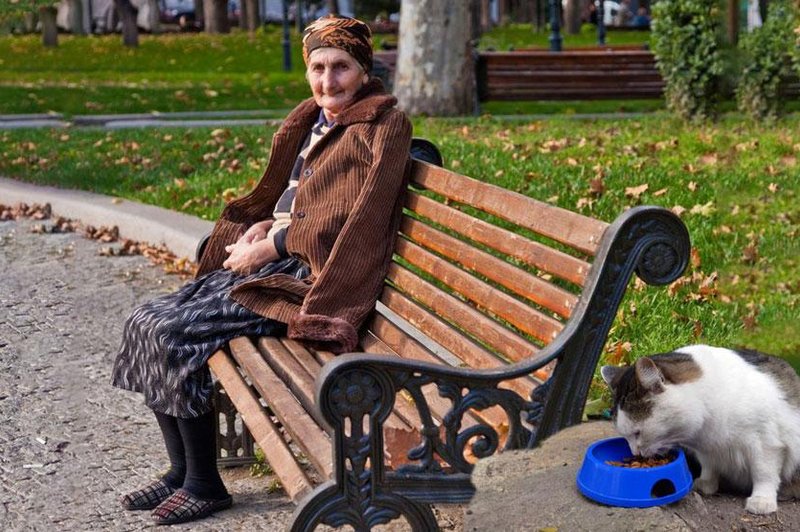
[{"xmin": 601, "ymin": 344, "xmax": 800, "ymax": 514}]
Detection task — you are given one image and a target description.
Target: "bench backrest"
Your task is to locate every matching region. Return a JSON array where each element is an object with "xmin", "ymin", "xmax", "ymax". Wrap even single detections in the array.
[
  {"xmin": 363, "ymin": 160, "xmax": 609, "ymax": 401},
  {"xmin": 477, "ymin": 50, "xmax": 664, "ymax": 101}
]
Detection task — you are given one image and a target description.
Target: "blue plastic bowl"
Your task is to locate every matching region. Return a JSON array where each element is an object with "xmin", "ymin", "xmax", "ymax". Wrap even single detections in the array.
[{"xmin": 576, "ymin": 437, "xmax": 692, "ymax": 508}]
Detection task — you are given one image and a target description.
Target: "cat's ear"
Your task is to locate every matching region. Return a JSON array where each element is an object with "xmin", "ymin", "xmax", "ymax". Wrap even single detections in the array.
[
  {"xmin": 635, "ymin": 357, "xmax": 665, "ymax": 394},
  {"xmin": 600, "ymin": 365, "xmax": 625, "ymax": 389}
]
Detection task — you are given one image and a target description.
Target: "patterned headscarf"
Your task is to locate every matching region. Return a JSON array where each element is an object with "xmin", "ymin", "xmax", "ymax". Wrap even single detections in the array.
[{"xmin": 302, "ymin": 15, "xmax": 373, "ymax": 73}]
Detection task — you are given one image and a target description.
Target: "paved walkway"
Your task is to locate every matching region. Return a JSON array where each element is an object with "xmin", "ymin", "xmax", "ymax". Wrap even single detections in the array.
[{"xmin": 0, "ymin": 218, "xmax": 294, "ymax": 530}]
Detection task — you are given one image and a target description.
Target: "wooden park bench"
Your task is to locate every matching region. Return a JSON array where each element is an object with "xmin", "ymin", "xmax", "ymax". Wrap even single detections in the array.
[
  {"xmin": 203, "ymin": 139, "xmax": 691, "ymax": 530},
  {"xmin": 476, "ymin": 49, "xmax": 664, "ymax": 101}
]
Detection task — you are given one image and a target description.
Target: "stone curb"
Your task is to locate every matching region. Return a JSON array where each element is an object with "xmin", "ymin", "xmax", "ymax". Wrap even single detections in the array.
[{"xmin": 0, "ymin": 176, "xmax": 214, "ymax": 259}]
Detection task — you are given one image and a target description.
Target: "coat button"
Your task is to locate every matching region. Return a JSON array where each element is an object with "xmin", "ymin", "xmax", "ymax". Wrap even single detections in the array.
[
  {"xmin": 303, "ymin": 168, "xmax": 313, "ymax": 177},
  {"xmin": 295, "ymin": 211, "xmax": 306, "ymax": 219}
]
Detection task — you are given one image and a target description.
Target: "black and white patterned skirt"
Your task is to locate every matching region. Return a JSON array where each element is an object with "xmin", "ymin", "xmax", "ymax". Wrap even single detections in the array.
[{"xmin": 111, "ymin": 257, "xmax": 310, "ymax": 418}]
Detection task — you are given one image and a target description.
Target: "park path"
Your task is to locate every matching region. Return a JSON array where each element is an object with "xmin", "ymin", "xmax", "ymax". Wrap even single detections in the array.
[{"xmin": 0, "ymin": 217, "xmax": 293, "ymax": 531}]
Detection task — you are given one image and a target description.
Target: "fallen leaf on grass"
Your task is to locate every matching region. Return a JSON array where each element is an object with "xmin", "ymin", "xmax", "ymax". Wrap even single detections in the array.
[
  {"xmin": 742, "ymin": 242, "xmax": 759, "ymax": 264},
  {"xmin": 625, "ymin": 183, "xmax": 649, "ymax": 200},
  {"xmin": 699, "ymin": 153, "xmax": 718, "ymax": 166},
  {"xmin": 781, "ymin": 156, "xmax": 797, "ymax": 167},
  {"xmin": 690, "ymin": 248, "xmax": 702, "ymax": 269},
  {"xmin": 689, "ymin": 202, "xmax": 715, "ymax": 217},
  {"xmin": 687, "ymin": 181, "xmax": 698, "ymax": 192},
  {"xmin": 589, "ymin": 177, "xmax": 605, "ymax": 197},
  {"xmin": 735, "ymin": 140, "xmax": 758, "ymax": 152},
  {"xmin": 653, "ymin": 188, "xmax": 668, "ymax": 197},
  {"xmin": 654, "ymin": 138, "xmax": 678, "ymax": 151},
  {"xmin": 605, "ymin": 340, "xmax": 633, "ymax": 365},
  {"xmin": 671, "ymin": 205, "xmax": 687, "ymax": 217},
  {"xmin": 768, "ymin": 182, "xmax": 779, "ymax": 193}
]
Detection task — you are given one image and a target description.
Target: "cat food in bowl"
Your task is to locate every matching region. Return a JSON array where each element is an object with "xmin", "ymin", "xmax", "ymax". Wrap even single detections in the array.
[{"xmin": 577, "ymin": 437, "xmax": 692, "ymax": 508}]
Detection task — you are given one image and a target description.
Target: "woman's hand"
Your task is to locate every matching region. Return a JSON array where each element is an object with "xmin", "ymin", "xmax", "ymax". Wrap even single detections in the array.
[
  {"xmin": 235, "ymin": 219, "xmax": 274, "ymax": 246},
  {"xmin": 223, "ymin": 238, "xmax": 280, "ymax": 275}
]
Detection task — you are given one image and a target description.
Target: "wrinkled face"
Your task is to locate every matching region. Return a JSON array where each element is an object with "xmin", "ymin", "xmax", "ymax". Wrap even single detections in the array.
[{"xmin": 307, "ymin": 47, "xmax": 368, "ymax": 120}]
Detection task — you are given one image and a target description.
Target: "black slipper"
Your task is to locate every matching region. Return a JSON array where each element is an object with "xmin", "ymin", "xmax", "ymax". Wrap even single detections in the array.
[
  {"xmin": 151, "ymin": 489, "xmax": 233, "ymax": 525},
  {"xmin": 121, "ymin": 479, "xmax": 175, "ymax": 511}
]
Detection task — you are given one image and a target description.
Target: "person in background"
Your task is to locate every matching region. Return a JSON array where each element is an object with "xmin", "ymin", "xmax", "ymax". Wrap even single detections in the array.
[
  {"xmin": 112, "ymin": 14, "xmax": 412, "ymax": 526},
  {"xmin": 631, "ymin": 6, "xmax": 651, "ymax": 28}
]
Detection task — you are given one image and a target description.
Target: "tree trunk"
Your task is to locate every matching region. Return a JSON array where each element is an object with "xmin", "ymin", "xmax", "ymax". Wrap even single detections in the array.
[
  {"xmin": 394, "ymin": 0, "xmax": 476, "ymax": 116},
  {"xmin": 565, "ymin": 0, "xmax": 581, "ymax": 34},
  {"xmin": 65, "ymin": 0, "xmax": 86, "ymax": 34},
  {"xmin": 240, "ymin": 0, "xmax": 249, "ymax": 28},
  {"xmin": 727, "ymin": 0, "xmax": 739, "ymax": 44},
  {"xmin": 40, "ymin": 6, "xmax": 58, "ymax": 47},
  {"xmin": 243, "ymin": 0, "xmax": 259, "ymax": 32},
  {"xmin": 326, "ymin": 0, "xmax": 339, "ymax": 15},
  {"xmin": 194, "ymin": 0, "xmax": 205, "ymax": 28},
  {"xmin": 204, "ymin": 0, "xmax": 230, "ymax": 33},
  {"xmin": 114, "ymin": 0, "xmax": 139, "ymax": 47}
]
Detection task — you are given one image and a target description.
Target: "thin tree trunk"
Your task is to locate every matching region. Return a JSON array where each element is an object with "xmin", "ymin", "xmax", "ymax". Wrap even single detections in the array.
[
  {"xmin": 39, "ymin": 6, "xmax": 58, "ymax": 47},
  {"xmin": 194, "ymin": 0, "xmax": 205, "ymax": 28},
  {"xmin": 204, "ymin": 0, "xmax": 230, "ymax": 33},
  {"xmin": 727, "ymin": 0, "xmax": 739, "ymax": 44},
  {"xmin": 395, "ymin": 0, "xmax": 476, "ymax": 116},
  {"xmin": 65, "ymin": 0, "xmax": 86, "ymax": 34},
  {"xmin": 244, "ymin": 0, "xmax": 259, "ymax": 32},
  {"xmin": 565, "ymin": 0, "xmax": 581, "ymax": 34},
  {"xmin": 326, "ymin": 0, "xmax": 339, "ymax": 15},
  {"xmin": 114, "ymin": 0, "xmax": 139, "ymax": 47},
  {"xmin": 240, "ymin": 0, "xmax": 249, "ymax": 28}
]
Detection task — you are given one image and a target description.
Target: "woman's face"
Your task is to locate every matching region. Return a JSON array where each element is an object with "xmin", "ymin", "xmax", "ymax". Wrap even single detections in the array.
[{"xmin": 307, "ymin": 47, "xmax": 368, "ymax": 120}]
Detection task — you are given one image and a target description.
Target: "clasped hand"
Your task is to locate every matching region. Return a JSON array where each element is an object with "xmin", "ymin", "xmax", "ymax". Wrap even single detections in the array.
[{"xmin": 222, "ymin": 220, "xmax": 279, "ymax": 275}]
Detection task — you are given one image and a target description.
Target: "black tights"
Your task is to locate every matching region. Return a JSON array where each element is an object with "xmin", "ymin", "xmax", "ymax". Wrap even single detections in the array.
[{"xmin": 153, "ymin": 411, "xmax": 228, "ymax": 500}]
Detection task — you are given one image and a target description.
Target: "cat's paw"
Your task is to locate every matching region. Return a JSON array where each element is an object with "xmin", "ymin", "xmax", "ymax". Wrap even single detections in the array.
[
  {"xmin": 745, "ymin": 495, "xmax": 778, "ymax": 514},
  {"xmin": 693, "ymin": 478, "xmax": 719, "ymax": 495}
]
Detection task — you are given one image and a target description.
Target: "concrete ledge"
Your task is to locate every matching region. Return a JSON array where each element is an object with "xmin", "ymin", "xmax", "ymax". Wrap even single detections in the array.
[{"xmin": 0, "ymin": 176, "xmax": 214, "ymax": 259}]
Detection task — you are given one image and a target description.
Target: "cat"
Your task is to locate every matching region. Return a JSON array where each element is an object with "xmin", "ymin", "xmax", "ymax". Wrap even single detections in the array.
[{"xmin": 600, "ymin": 344, "xmax": 800, "ymax": 514}]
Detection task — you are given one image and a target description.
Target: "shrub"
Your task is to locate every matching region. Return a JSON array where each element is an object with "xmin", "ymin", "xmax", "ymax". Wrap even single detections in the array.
[
  {"xmin": 736, "ymin": 1, "xmax": 797, "ymax": 120},
  {"xmin": 790, "ymin": 3, "xmax": 800, "ymax": 76},
  {"xmin": 651, "ymin": 0, "xmax": 724, "ymax": 121}
]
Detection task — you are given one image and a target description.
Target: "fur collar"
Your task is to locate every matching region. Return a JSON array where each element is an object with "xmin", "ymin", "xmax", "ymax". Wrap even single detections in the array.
[{"xmin": 281, "ymin": 78, "xmax": 397, "ymax": 131}]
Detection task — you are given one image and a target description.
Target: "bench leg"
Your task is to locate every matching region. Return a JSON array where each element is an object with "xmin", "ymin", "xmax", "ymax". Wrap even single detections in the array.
[
  {"xmin": 291, "ymin": 482, "xmax": 437, "ymax": 532},
  {"xmin": 291, "ymin": 365, "xmax": 438, "ymax": 531},
  {"xmin": 213, "ymin": 381, "xmax": 257, "ymax": 467}
]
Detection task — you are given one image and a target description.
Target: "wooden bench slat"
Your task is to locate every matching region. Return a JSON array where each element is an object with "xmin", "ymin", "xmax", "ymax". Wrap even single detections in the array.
[
  {"xmin": 401, "ymin": 217, "xmax": 577, "ymax": 318},
  {"xmin": 412, "ymin": 164, "xmax": 607, "ymax": 256},
  {"xmin": 364, "ymin": 316, "xmax": 512, "ymax": 429},
  {"xmin": 257, "ymin": 337, "xmax": 324, "ymax": 427},
  {"xmin": 277, "ymin": 338, "xmax": 417, "ymax": 432},
  {"xmin": 395, "ymin": 238, "xmax": 564, "ymax": 345},
  {"xmin": 380, "ymin": 284, "xmax": 535, "ymax": 398},
  {"xmin": 227, "ymin": 337, "xmax": 333, "ymax": 478},
  {"xmin": 388, "ymin": 264, "xmax": 542, "ymax": 365},
  {"xmin": 407, "ymin": 192, "xmax": 590, "ymax": 286},
  {"xmin": 207, "ymin": 350, "xmax": 313, "ymax": 501}
]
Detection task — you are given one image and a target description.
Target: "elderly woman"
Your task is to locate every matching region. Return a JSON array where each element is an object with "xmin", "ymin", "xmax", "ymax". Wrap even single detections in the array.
[{"xmin": 112, "ymin": 15, "xmax": 411, "ymax": 526}]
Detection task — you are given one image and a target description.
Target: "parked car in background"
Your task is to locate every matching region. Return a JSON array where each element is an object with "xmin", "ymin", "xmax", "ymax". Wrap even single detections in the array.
[{"xmin": 159, "ymin": 0, "xmax": 195, "ymax": 25}]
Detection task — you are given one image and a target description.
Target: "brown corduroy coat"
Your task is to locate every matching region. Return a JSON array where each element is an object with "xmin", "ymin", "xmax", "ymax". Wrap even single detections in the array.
[{"xmin": 196, "ymin": 79, "xmax": 412, "ymax": 354}]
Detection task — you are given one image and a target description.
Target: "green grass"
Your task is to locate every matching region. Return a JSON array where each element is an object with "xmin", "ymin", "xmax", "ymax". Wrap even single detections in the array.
[
  {"xmin": 1, "ymin": 115, "xmax": 798, "ymax": 377},
  {"xmin": 479, "ymin": 23, "xmax": 651, "ymax": 51},
  {"xmin": 0, "ymin": 24, "xmax": 653, "ymax": 116},
  {"xmin": 0, "ymin": 27, "xmax": 312, "ymax": 115}
]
